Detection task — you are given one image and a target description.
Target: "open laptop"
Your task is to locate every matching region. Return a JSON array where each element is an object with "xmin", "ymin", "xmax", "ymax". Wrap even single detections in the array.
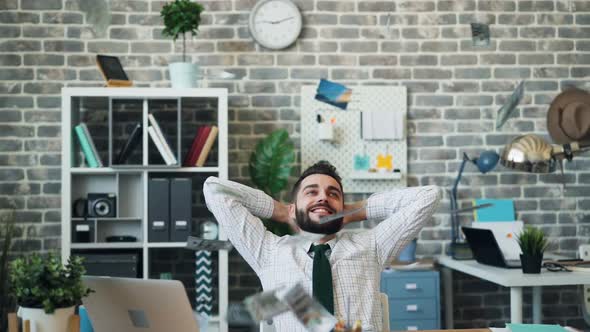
[
  {"xmin": 462, "ymin": 226, "xmax": 521, "ymax": 268},
  {"xmin": 82, "ymin": 276, "xmax": 199, "ymax": 332}
]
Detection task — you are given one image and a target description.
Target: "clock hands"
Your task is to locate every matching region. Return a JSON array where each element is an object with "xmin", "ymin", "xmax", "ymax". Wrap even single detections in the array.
[{"xmin": 256, "ymin": 16, "xmax": 294, "ymax": 24}]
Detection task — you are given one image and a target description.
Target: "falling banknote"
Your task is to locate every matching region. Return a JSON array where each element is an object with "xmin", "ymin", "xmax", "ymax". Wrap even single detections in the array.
[
  {"xmin": 186, "ymin": 236, "xmax": 233, "ymax": 251},
  {"xmin": 496, "ymin": 80, "xmax": 525, "ymax": 130}
]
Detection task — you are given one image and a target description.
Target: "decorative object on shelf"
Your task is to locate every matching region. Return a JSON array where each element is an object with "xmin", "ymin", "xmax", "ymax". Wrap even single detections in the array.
[
  {"xmin": 317, "ymin": 116, "xmax": 335, "ymax": 142},
  {"xmin": 9, "ymin": 253, "xmax": 92, "ymax": 332},
  {"xmin": 249, "ymin": 0, "xmax": 302, "ymax": 50},
  {"xmin": 161, "ymin": 0, "xmax": 204, "ymax": 88},
  {"xmin": 249, "ymin": 129, "xmax": 295, "ymax": 236},
  {"xmin": 448, "ymin": 150, "xmax": 499, "ymax": 260},
  {"xmin": 353, "ymin": 145, "xmax": 370, "ymax": 171},
  {"xmin": 1, "ymin": 210, "xmax": 16, "ymax": 332},
  {"xmin": 87, "ymin": 193, "xmax": 116, "ymax": 218},
  {"xmin": 496, "ymin": 80, "xmax": 525, "ymax": 130},
  {"xmin": 95, "ymin": 55, "xmax": 132, "ymax": 87},
  {"xmin": 516, "ymin": 226, "xmax": 549, "ymax": 274}
]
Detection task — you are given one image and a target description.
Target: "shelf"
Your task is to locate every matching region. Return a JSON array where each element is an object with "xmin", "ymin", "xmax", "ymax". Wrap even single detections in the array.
[
  {"xmin": 71, "ymin": 243, "xmax": 142, "ymax": 249},
  {"xmin": 350, "ymin": 171, "xmax": 402, "ymax": 180},
  {"xmin": 147, "ymin": 242, "xmax": 187, "ymax": 248},
  {"xmin": 62, "ymin": 87, "xmax": 228, "ymax": 98},
  {"xmin": 71, "ymin": 167, "xmax": 220, "ymax": 174},
  {"xmin": 72, "ymin": 217, "xmax": 141, "ymax": 221}
]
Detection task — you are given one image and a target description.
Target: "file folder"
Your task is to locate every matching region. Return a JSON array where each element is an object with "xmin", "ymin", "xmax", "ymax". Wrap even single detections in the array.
[
  {"xmin": 148, "ymin": 178, "xmax": 170, "ymax": 242},
  {"xmin": 170, "ymin": 178, "xmax": 192, "ymax": 242}
]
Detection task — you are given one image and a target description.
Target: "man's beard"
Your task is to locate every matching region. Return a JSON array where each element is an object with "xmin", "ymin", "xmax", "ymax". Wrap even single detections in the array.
[{"xmin": 295, "ymin": 205, "xmax": 343, "ymax": 235}]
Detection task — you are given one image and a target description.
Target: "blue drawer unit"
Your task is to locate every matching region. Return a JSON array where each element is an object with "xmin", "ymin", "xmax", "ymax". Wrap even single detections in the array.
[{"xmin": 381, "ymin": 270, "xmax": 440, "ymax": 331}]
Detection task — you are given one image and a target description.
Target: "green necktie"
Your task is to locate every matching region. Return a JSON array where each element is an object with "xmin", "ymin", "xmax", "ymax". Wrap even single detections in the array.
[{"xmin": 311, "ymin": 243, "xmax": 334, "ymax": 315}]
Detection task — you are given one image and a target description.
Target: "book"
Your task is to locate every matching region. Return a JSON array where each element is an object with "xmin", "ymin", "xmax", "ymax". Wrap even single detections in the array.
[
  {"xmin": 188, "ymin": 126, "xmax": 211, "ymax": 166},
  {"xmin": 74, "ymin": 125, "xmax": 99, "ymax": 168},
  {"xmin": 148, "ymin": 113, "xmax": 176, "ymax": 165},
  {"xmin": 473, "ymin": 199, "xmax": 515, "ymax": 222},
  {"xmin": 116, "ymin": 122, "xmax": 142, "ymax": 164},
  {"xmin": 79, "ymin": 123, "xmax": 103, "ymax": 167},
  {"xmin": 196, "ymin": 126, "xmax": 218, "ymax": 167},
  {"xmin": 148, "ymin": 126, "xmax": 174, "ymax": 165},
  {"xmin": 184, "ymin": 126, "xmax": 205, "ymax": 166},
  {"xmin": 507, "ymin": 324, "xmax": 569, "ymax": 332}
]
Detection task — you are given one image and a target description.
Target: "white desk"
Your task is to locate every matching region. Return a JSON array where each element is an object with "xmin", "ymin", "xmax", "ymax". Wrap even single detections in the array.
[{"xmin": 437, "ymin": 255, "xmax": 590, "ymax": 328}]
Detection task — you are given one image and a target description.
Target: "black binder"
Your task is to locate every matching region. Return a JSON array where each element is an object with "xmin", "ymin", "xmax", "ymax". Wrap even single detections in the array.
[
  {"xmin": 148, "ymin": 178, "xmax": 170, "ymax": 242},
  {"xmin": 169, "ymin": 178, "xmax": 192, "ymax": 242}
]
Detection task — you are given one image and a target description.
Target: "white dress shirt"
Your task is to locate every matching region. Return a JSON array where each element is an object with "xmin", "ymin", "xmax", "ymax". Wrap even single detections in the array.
[{"xmin": 203, "ymin": 177, "xmax": 441, "ymax": 332}]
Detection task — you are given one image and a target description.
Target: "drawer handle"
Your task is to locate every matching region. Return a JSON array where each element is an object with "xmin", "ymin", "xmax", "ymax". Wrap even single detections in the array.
[
  {"xmin": 406, "ymin": 304, "xmax": 418, "ymax": 312},
  {"xmin": 405, "ymin": 283, "xmax": 418, "ymax": 290},
  {"xmin": 407, "ymin": 326, "xmax": 418, "ymax": 331}
]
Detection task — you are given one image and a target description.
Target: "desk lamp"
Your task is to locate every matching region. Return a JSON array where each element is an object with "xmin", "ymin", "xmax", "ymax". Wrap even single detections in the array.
[
  {"xmin": 449, "ymin": 150, "xmax": 499, "ymax": 259},
  {"xmin": 501, "ymin": 134, "xmax": 590, "ymax": 173}
]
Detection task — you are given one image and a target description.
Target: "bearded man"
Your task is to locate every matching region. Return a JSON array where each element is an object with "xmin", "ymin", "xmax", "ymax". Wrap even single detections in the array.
[{"xmin": 204, "ymin": 161, "xmax": 441, "ymax": 331}]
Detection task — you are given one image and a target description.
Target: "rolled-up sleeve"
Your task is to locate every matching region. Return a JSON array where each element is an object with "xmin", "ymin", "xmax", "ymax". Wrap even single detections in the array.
[{"xmin": 203, "ymin": 176, "xmax": 278, "ymax": 273}]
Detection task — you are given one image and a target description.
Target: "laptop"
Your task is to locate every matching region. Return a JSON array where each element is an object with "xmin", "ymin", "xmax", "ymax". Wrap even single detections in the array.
[
  {"xmin": 82, "ymin": 276, "xmax": 199, "ymax": 332},
  {"xmin": 462, "ymin": 226, "xmax": 521, "ymax": 268}
]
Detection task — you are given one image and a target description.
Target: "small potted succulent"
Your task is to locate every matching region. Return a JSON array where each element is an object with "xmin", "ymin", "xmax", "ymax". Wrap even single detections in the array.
[
  {"xmin": 516, "ymin": 226, "xmax": 549, "ymax": 274},
  {"xmin": 161, "ymin": 0, "xmax": 205, "ymax": 88},
  {"xmin": 9, "ymin": 253, "xmax": 93, "ymax": 332}
]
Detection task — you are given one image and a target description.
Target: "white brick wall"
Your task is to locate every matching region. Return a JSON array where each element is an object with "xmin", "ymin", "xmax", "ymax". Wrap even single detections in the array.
[{"xmin": 1, "ymin": 0, "xmax": 590, "ymax": 328}]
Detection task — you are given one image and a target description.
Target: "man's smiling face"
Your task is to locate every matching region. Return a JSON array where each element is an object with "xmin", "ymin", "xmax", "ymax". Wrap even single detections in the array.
[{"xmin": 292, "ymin": 174, "xmax": 344, "ymax": 234}]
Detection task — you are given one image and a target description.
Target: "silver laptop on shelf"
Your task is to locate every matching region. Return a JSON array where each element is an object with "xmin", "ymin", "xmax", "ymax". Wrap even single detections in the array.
[{"xmin": 82, "ymin": 276, "xmax": 199, "ymax": 332}]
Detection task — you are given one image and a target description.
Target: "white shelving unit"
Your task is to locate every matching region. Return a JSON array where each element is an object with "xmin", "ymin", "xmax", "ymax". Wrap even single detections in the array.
[{"xmin": 61, "ymin": 88, "xmax": 228, "ymax": 332}]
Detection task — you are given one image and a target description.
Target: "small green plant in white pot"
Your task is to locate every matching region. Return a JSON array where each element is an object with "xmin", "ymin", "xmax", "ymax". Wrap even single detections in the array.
[
  {"xmin": 9, "ymin": 253, "xmax": 92, "ymax": 332},
  {"xmin": 161, "ymin": 0, "xmax": 204, "ymax": 88},
  {"xmin": 516, "ymin": 226, "xmax": 549, "ymax": 274}
]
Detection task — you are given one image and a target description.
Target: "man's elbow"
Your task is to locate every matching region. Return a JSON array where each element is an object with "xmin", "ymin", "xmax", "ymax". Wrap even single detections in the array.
[{"xmin": 422, "ymin": 185, "xmax": 442, "ymax": 207}]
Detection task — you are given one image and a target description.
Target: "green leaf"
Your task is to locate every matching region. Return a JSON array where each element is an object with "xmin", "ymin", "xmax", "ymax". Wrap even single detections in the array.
[
  {"xmin": 249, "ymin": 129, "xmax": 295, "ymax": 199},
  {"xmin": 160, "ymin": 0, "xmax": 204, "ymax": 49}
]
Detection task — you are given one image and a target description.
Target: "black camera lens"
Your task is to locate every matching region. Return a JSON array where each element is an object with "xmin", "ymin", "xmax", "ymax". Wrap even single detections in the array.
[{"xmin": 94, "ymin": 199, "xmax": 111, "ymax": 216}]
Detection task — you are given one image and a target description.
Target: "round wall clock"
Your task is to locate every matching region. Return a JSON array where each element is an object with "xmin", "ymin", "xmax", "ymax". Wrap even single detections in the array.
[{"xmin": 249, "ymin": 0, "xmax": 303, "ymax": 50}]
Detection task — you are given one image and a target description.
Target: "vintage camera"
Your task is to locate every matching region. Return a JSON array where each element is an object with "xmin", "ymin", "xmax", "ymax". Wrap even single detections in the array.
[{"xmin": 87, "ymin": 193, "xmax": 116, "ymax": 218}]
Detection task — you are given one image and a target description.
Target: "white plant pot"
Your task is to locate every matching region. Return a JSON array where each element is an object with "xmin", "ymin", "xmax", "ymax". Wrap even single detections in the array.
[
  {"xmin": 169, "ymin": 62, "xmax": 199, "ymax": 88},
  {"xmin": 17, "ymin": 306, "xmax": 76, "ymax": 332}
]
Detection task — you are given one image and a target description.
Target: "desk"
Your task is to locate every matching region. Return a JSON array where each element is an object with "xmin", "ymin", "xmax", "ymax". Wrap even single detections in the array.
[{"xmin": 437, "ymin": 256, "xmax": 590, "ymax": 328}]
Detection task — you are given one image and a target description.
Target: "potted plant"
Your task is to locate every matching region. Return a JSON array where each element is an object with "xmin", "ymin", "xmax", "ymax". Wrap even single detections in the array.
[
  {"xmin": 0, "ymin": 210, "xmax": 16, "ymax": 331},
  {"xmin": 161, "ymin": 0, "xmax": 204, "ymax": 88},
  {"xmin": 249, "ymin": 129, "xmax": 295, "ymax": 236},
  {"xmin": 516, "ymin": 226, "xmax": 549, "ymax": 274},
  {"xmin": 9, "ymin": 253, "xmax": 93, "ymax": 332}
]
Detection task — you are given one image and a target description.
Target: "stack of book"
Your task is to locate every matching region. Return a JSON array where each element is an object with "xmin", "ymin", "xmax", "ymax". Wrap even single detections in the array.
[
  {"xmin": 74, "ymin": 123, "xmax": 103, "ymax": 168},
  {"xmin": 184, "ymin": 125, "xmax": 218, "ymax": 167},
  {"xmin": 148, "ymin": 113, "xmax": 177, "ymax": 166}
]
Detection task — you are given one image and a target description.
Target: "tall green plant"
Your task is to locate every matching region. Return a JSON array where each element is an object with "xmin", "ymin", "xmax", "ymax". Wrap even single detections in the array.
[
  {"xmin": 0, "ymin": 211, "xmax": 15, "ymax": 331},
  {"xmin": 249, "ymin": 129, "xmax": 295, "ymax": 236},
  {"xmin": 9, "ymin": 253, "xmax": 93, "ymax": 314},
  {"xmin": 517, "ymin": 226, "xmax": 549, "ymax": 257},
  {"xmin": 161, "ymin": 0, "xmax": 204, "ymax": 62}
]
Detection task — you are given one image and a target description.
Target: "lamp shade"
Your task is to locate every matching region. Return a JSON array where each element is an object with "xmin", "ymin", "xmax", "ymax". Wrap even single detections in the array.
[
  {"xmin": 500, "ymin": 134, "xmax": 556, "ymax": 173},
  {"xmin": 475, "ymin": 150, "xmax": 500, "ymax": 174}
]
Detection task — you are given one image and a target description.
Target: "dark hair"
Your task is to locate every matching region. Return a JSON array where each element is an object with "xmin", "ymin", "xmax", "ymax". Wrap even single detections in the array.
[{"xmin": 291, "ymin": 161, "xmax": 343, "ymax": 200}]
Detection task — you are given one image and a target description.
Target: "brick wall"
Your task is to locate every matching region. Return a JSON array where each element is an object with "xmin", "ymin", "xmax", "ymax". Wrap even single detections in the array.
[{"xmin": 1, "ymin": 0, "xmax": 590, "ymax": 329}]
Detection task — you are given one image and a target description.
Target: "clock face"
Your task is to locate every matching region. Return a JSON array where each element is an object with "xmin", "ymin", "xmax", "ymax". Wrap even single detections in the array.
[{"xmin": 249, "ymin": 0, "xmax": 302, "ymax": 50}]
